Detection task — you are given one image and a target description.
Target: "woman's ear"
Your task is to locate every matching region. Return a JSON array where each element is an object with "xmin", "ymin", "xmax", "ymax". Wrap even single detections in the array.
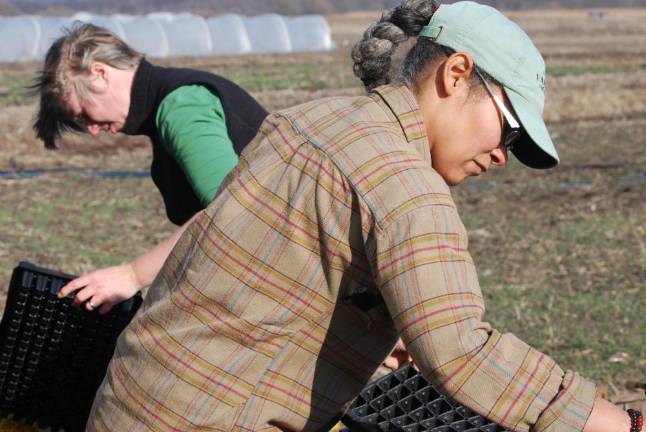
[
  {"xmin": 90, "ymin": 62, "xmax": 108, "ymax": 82},
  {"xmin": 88, "ymin": 62, "xmax": 110, "ymax": 91},
  {"xmin": 439, "ymin": 52, "xmax": 475, "ymax": 97}
]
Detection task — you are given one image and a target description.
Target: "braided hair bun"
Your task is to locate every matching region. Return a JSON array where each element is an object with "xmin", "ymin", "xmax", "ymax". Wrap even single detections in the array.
[{"xmin": 352, "ymin": 0, "xmax": 440, "ymax": 90}]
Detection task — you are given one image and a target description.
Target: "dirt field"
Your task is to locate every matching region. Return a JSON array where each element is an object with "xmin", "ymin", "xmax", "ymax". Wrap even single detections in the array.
[{"xmin": 0, "ymin": 8, "xmax": 644, "ymax": 393}]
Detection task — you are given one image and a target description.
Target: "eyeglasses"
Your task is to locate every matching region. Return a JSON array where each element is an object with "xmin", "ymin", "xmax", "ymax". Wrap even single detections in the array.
[{"xmin": 474, "ymin": 68, "xmax": 522, "ymax": 152}]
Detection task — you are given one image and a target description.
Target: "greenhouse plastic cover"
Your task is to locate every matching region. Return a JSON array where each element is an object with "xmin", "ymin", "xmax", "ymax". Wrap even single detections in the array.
[{"xmin": 0, "ymin": 12, "xmax": 333, "ymax": 62}]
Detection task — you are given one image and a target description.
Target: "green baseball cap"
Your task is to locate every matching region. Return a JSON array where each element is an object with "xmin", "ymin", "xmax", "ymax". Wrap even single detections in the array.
[{"xmin": 419, "ymin": 1, "xmax": 558, "ymax": 169}]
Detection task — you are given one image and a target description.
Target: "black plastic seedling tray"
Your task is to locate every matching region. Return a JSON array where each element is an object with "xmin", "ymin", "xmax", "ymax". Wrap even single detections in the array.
[
  {"xmin": 343, "ymin": 364, "xmax": 510, "ymax": 432},
  {"xmin": 0, "ymin": 261, "xmax": 142, "ymax": 432}
]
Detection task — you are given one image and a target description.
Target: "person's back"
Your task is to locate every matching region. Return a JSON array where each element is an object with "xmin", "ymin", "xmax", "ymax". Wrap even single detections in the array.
[{"xmin": 89, "ymin": 84, "xmax": 450, "ymax": 431}]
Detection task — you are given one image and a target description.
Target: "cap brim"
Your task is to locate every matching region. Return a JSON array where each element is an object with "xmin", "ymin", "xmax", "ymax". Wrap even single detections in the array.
[{"xmin": 506, "ymin": 89, "xmax": 559, "ymax": 169}]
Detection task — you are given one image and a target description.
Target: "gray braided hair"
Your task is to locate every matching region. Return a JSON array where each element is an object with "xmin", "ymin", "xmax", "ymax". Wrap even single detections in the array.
[
  {"xmin": 352, "ymin": 0, "xmax": 440, "ymax": 91},
  {"xmin": 352, "ymin": 0, "xmax": 493, "ymax": 94}
]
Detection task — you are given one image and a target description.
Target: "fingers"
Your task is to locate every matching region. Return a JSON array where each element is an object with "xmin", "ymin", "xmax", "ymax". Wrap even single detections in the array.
[
  {"xmin": 74, "ymin": 286, "xmax": 110, "ymax": 313},
  {"xmin": 98, "ymin": 302, "xmax": 114, "ymax": 315},
  {"xmin": 78, "ymin": 291, "xmax": 112, "ymax": 314},
  {"xmin": 383, "ymin": 338, "xmax": 415, "ymax": 370},
  {"xmin": 383, "ymin": 354, "xmax": 401, "ymax": 370},
  {"xmin": 86, "ymin": 299, "xmax": 98, "ymax": 312},
  {"xmin": 58, "ymin": 275, "xmax": 91, "ymax": 298},
  {"xmin": 57, "ymin": 266, "xmax": 139, "ymax": 315},
  {"xmin": 87, "ymin": 297, "xmax": 114, "ymax": 315},
  {"xmin": 58, "ymin": 274, "xmax": 105, "ymax": 313},
  {"xmin": 72, "ymin": 282, "xmax": 95, "ymax": 305}
]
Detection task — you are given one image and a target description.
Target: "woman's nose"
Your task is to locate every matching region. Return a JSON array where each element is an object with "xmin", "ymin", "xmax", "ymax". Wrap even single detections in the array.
[
  {"xmin": 86, "ymin": 124, "xmax": 101, "ymax": 136},
  {"xmin": 491, "ymin": 146, "xmax": 508, "ymax": 167}
]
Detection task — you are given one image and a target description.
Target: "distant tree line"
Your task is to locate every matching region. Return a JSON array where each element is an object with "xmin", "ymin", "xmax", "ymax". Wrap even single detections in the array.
[{"xmin": 4, "ymin": 0, "xmax": 646, "ymax": 15}]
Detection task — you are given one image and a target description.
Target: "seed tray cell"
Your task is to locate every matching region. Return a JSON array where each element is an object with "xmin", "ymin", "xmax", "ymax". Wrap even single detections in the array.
[
  {"xmin": 343, "ymin": 364, "xmax": 510, "ymax": 432},
  {"xmin": 0, "ymin": 262, "xmax": 142, "ymax": 432}
]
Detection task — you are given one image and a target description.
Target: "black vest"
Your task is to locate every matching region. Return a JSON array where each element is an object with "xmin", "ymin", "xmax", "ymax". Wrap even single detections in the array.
[{"xmin": 121, "ymin": 59, "xmax": 268, "ymax": 225}]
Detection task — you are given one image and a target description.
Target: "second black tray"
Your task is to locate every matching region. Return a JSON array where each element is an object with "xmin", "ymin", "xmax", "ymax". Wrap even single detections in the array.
[{"xmin": 343, "ymin": 364, "xmax": 510, "ymax": 432}]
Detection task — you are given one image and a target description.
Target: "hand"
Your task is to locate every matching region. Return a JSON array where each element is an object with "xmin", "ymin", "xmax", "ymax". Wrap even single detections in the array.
[
  {"xmin": 58, "ymin": 263, "xmax": 141, "ymax": 314},
  {"xmin": 583, "ymin": 398, "xmax": 632, "ymax": 432},
  {"xmin": 383, "ymin": 338, "xmax": 415, "ymax": 370}
]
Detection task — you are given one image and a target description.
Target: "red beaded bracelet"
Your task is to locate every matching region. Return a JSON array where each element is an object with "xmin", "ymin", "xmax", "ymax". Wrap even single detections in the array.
[{"xmin": 628, "ymin": 409, "xmax": 643, "ymax": 432}]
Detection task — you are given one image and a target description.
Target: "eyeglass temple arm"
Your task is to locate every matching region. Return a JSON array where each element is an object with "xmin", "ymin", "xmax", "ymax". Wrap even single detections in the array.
[{"xmin": 492, "ymin": 93, "xmax": 520, "ymax": 129}]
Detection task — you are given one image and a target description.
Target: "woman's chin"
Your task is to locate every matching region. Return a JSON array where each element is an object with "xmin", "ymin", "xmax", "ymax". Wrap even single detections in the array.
[{"xmin": 447, "ymin": 170, "xmax": 472, "ymax": 186}]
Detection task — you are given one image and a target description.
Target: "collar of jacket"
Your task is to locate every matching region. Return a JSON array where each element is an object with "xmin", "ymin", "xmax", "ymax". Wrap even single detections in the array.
[
  {"xmin": 372, "ymin": 83, "xmax": 430, "ymax": 163},
  {"xmin": 121, "ymin": 58, "xmax": 158, "ymax": 136}
]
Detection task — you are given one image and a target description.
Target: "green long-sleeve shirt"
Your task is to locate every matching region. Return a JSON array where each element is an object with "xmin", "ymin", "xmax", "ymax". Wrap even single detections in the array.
[{"xmin": 155, "ymin": 85, "xmax": 238, "ymax": 207}]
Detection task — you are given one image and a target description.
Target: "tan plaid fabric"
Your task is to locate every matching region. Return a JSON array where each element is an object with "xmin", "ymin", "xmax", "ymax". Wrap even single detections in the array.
[{"xmin": 87, "ymin": 84, "xmax": 597, "ymax": 432}]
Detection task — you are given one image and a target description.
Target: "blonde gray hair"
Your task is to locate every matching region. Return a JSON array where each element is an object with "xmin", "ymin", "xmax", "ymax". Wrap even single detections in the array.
[{"xmin": 32, "ymin": 23, "xmax": 143, "ymax": 148}]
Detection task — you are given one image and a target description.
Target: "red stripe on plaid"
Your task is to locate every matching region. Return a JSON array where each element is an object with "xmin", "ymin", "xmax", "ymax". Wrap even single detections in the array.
[
  {"xmin": 500, "ymin": 354, "xmax": 546, "ymax": 424},
  {"xmin": 196, "ymin": 218, "xmax": 325, "ymax": 315},
  {"xmin": 112, "ymin": 363, "xmax": 186, "ymax": 431},
  {"xmin": 140, "ymin": 318, "xmax": 250, "ymax": 400},
  {"xmin": 176, "ymin": 282, "xmax": 283, "ymax": 350},
  {"xmin": 401, "ymin": 303, "xmax": 483, "ymax": 333},
  {"xmin": 355, "ymin": 157, "xmax": 423, "ymax": 186},
  {"xmin": 379, "ymin": 244, "xmax": 468, "ymax": 272}
]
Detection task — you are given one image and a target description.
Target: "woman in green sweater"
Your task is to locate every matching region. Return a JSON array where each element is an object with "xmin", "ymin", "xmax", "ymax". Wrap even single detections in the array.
[{"xmin": 32, "ymin": 23, "xmax": 268, "ymax": 313}]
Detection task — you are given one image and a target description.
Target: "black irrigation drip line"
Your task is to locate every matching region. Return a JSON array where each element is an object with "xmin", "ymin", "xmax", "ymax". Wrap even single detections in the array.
[{"xmin": 0, "ymin": 168, "xmax": 150, "ymax": 179}]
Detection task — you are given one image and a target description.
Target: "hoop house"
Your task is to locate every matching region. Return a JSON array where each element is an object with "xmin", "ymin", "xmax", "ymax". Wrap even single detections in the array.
[
  {"xmin": 150, "ymin": 13, "xmax": 212, "ymax": 57},
  {"xmin": 0, "ymin": 16, "xmax": 39, "ymax": 62},
  {"xmin": 71, "ymin": 13, "xmax": 126, "ymax": 40},
  {"xmin": 206, "ymin": 14, "xmax": 251, "ymax": 56},
  {"xmin": 116, "ymin": 15, "xmax": 168, "ymax": 58},
  {"xmin": 0, "ymin": 12, "xmax": 333, "ymax": 62},
  {"xmin": 35, "ymin": 17, "xmax": 74, "ymax": 58},
  {"xmin": 286, "ymin": 15, "xmax": 333, "ymax": 52},
  {"xmin": 243, "ymin": 14, "xmax": 291, "ymax": 54}
]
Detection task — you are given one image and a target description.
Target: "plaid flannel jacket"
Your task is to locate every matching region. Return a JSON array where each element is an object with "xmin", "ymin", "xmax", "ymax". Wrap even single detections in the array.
[{"xmin": 88, "ymin": 84, "xmax": 597, "ymax": 432}]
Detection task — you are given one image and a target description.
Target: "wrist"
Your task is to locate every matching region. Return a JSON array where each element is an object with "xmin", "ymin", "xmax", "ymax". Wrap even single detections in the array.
[
  {"xmin": 628, "ymin": 409, "xmax": 643, "ymax": 432},
  {"xmin": 584, "ymin": 398, "xmax": 636, "ymax": 432},
  {"xmin": 124, "ymin": 262, "xmax": 144, "ymax": 290}
]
